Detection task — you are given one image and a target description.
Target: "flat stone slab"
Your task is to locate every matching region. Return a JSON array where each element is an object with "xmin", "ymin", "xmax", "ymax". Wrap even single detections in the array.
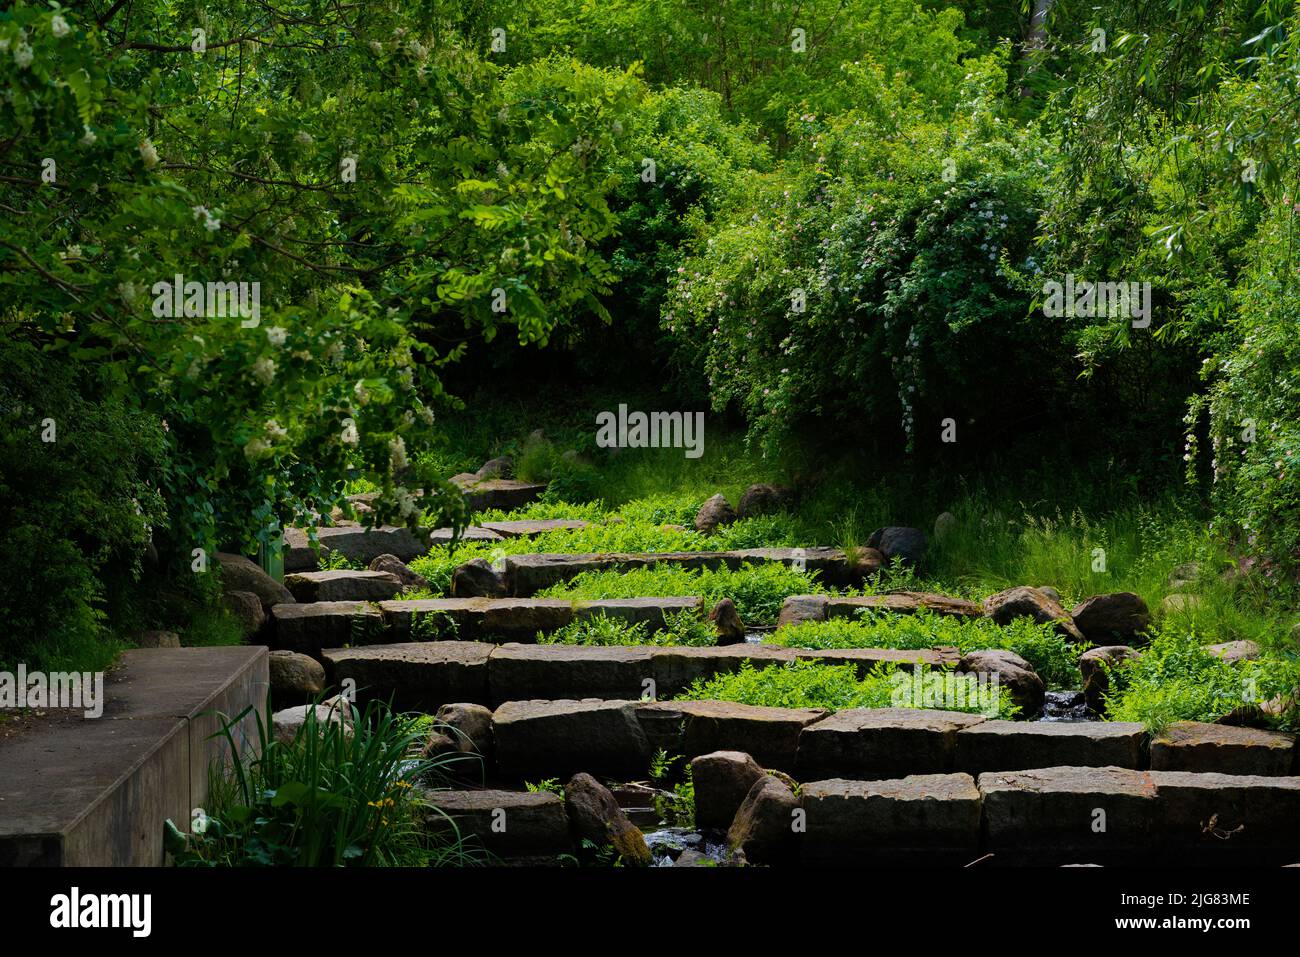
[
  {"xmin": 780, "ymin": 592, "xmax": 984, "ymax": 625},
  {"xmin": 380, "ymin": 596, "xmax": 702, "ymax": 642},
  {"xmin": 0, "ymin": 647, "xmax": 268, "ymax": 866},
  {"xmin": 1150, "ymin": 721, "xmax": 1296, "ymax": 776},
  {"xmin": 801, "ymin": 774, "xmax": 983, "ymax": 864},
  {"xmin": 480, "ymin": 520, "xmax": 590, "ymax": 538},
  {"xmin": 638, "ymin": 699, "xmax": 827, "ymax": 771},
  {"xmin": 503, "ymin": 549, "xmax": 851, "ymax": 597},
  {"xmin": 285, "ymin": 569, "xmax": 404, "ymax": 602},
  {"xmin": 797, "ymin": 707, "xmax": 987, "ymax": 779},
  {"xmin": 825, "ymin": 592, "xmax": 985, "ymax": 619},
  {"xmin": 792, "ymin": 646, "xmax": 959, "ymax": 676},
  {"xmin": 421, "ymin": 788, "xmax": 570, "ymax": 860},
  {"xmin": 955, "ymin": 721, "xmax": 1147, "ymax": 773},
  {"xmin": 426, "ymin": 526, "xmax": 505, "ymax": 546},
  {"xmin": 286, "ymin": 523, "xmax": 427, "ymax": 567},
  {"xmin": 272, "ymin": 601, "xmax": 387, "ymax": 659},
  {"xmin": 492, "ymin": 699, "xmax": 652, "ymax": 779},
  {"xmin": 978, "ymin": 766, "xmax": 1157, "ymax": 864},
  {"xmin": 489, "ymin": 644, "xmax": 656, "ymax": 704},
  {"xmin": 456, "ymin": 478, "xmax": 547, "ymax": 512},
  {"xmin": 1149, "ymin": 771, "xmax": 1300, "ymax": 862},
  {"xmin": 323, "ymin": 642, "xmax": 493, "ymax": 713}
]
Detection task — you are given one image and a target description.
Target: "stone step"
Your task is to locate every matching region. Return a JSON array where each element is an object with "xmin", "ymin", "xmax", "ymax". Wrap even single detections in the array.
[
  {"xmin": 284, "ymin": 523, "xmax": 427, "ymax": 571},
  {"xmin": 320, "ymin": 640, "xmax": 948, "ymax": 709},
  {"xmin": 426, "ymin": 526, "xmax": 505, "ymax": 546},
  {"xmin": 778, "ymin": 591, "xmax": 984, "ymax": 626},
  {"xmin": 472, "ymin": 698, "xmax": 1299, "ymax": 786},
  {"xmin": 454, "ymin": 477, "xmax": 547, "ymax": 512},
  {"xmin": 501, "ymin": 547, "xmax": 859, "ymax": 596},
  {"xmin": 801, "ymin": 774, "xmax": 983, "ymax": 865},
  {"xmin": 419, "ymin": 764, "xmax": 1300, "ymax": 865},
  {"xmin": 271, "ymin": 601, "xmax": 386, "ymax": 659},
  {"xmin": 379, "ymin": 596, "xmax": 703, "ymax": 643},
  {"xmin": 480, "ymin": 519, "xmax": 590, "ymax": 538},
  {"xmin": 284, "ymin": 569, "xmax": 404, "ymax": 603},
  {"xmin": 979, "ymin": 766, "xmax": 1300, "ymax": 865}
]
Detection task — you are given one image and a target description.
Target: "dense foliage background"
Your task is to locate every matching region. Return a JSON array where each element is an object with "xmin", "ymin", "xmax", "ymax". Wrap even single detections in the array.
[{"xmin": 2, "ymin": 0, "xmax": 1298, "ymax": 665}]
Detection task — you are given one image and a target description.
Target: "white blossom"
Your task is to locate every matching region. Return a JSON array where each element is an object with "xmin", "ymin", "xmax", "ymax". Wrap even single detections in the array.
[{"xmin": 51, "ymin": 15, "xmax": 71, "ymax": 38}]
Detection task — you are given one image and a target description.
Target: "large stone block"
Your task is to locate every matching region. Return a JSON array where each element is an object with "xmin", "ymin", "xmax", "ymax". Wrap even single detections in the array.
[
  {"xmin": 272, "ymin": 601, "xmax": 386, "ymax": 659},
  {"xmin": 322, "ymin": 641, "xmax": 493, "ymax": 712},
  {"xmin": 638, "ymin": 700, "xmax": 827, "ymax": 771},
  {"xmin": 487, "ymin": 643, "xmax": 656, "ymax": 704},
  {"xmin": 422, "ymin": 789, "xmax": 570, "ymax": 861},
  {"xmin": 492, "ymin": 699, "xmax": 652, "ymax": 780},
  {"xmin": 978, "ymin": 766, "xmax": 1157, "ymax": 865},
  {"xmin": 801, "ymin": 774, "xmax": 983, "ymax": 864},
  {"xmin": 955, "ymin": 721, "xmax": 1147, "ymax": 774},
  {"xmin": 1149, "ymin": 721, "xmax": 1295, "ymax": 776},
  {"xmin": 796, "ymin": 707, "xmax": 986, "ymax": 779},
  {"xmin": 285, "ymin": 569, "xmax": 404, "ymax": 603},
  {"xmin": 1148, "ymin": 771, "xmax": 1300, "ymax": 863},
  {"xmin": 648, "ymin": 644, "xmax": 797, "ymax": 698}
]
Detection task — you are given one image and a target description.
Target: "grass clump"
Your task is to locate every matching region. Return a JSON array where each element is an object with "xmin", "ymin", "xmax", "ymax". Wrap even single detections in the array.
[
  {"xmin": 672, "ymin": 659, "xmax": 1018, "ymax": 718},
  {"xmin": 1104, "ymin": 627, "xmax": 1300, "ymax": 733},
  {"xmin": 538, "ymin": 610, "xmax": 716, "ymax": 646},
  {"xmin": 538, "ymin": 562, "xmax": 820, "ymax": 623},
  {"xmin": 771, "ymin": 611, "xmax": 1085, "ymax": 689},
  {"xmin": 166, "ymin": 699, "xmax": 482, "ymax": 867}
]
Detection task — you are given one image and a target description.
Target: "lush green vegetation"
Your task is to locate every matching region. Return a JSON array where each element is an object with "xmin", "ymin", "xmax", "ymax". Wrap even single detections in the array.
[
  {"xmin": 166, "ymin": 699, "xmax": 481, "ymax": 867},
  {"xmin": 673, "ymin": 659, "xmax": 1019, "ymax": 719},
  {"xmin": 3, "ymin": 0, "xmax": 1299, "ymax": 691},
  {"xmin": 539, "ymin": 610, "xmax": 716, "ymax": 646}
]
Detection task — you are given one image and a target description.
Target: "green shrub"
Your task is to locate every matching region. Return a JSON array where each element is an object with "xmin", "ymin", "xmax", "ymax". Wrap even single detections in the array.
[
  {"xmin": 0, "ymin": 338, "xmax": 166, "ymax": 671},
  {"xmin": 1104, "ymin": 627, "xmax": 1300, "ymax": 733}
]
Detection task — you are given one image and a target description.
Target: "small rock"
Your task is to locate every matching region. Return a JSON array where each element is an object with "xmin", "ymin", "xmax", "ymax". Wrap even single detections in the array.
[
  {"xmin": 694, "ymin": 494, "xmax": 736, "ymax": 534},
  {"xmin": 984, "ymin": 585, "xmax": 1085, "ymax": 642},
  {"xmin": 369, "ymin": 553, "xmax": 428, "ymax": 591},
  {"xmin": 435, "ymin": 702, "xmax": 494, "ymax": 759},
  {"xmin": 451, "ymin": 558, "xmax": 508, "ymax": 598},
  {"xmin": 726, "ymin": 775, "xmax": 798, "ymax": 865},
  {"xmin": 662, "ymin": 524, "xmax": 688, "ymax": 533},
  {"xmin": 1036, "ymin": 586, "xmax": 1061, "ymax": 604},
  {"xmin": 673, "ymin": 849, "xmax": 714, "ymax": 867},
  {"xmin": 135, "ymin": 630, "xmax": 181, "ymax": 649},
  {"xmin": 1070, "ymin": 592, "xmax": 1151, "ymax": 644},
  {"xmin": 708, "ymin": 598, "xmax": 746, "ymax": 646},
  {"xmin": 476, "ymin": 456, "xmax": 513, "ymax": 480},
  {"xmin": 271, "ymin": 703, "xmax": 351, "ymax": 745},
  {"xmin": 959, "ymin": 648, "xmax": 1046, "ymax": 716},
  {"xmin": 691, "ymin": 750, "xmax": 766, "ymax": 829},
  {"xmin": 933, "ymin": 512, "xmax": 958, "ymax": 541},
  {"xmin": 1168, "ymin": 562, "xmax": 1200, "ymax": 588},
  {"xmin": 736, "ymin": 484, "xmax": 793, "ymax": 519},
  {"xmin": 223, "ymin": 590, "xmax": 267, "ymax": 641},
  {"xmin": 268, "ymin": 650, "xmax": 326, "ymax": 703},
  {"xmin": 1078, "ymin": 645, "xmax": 1142, "ymax": 714},
  {"xmin": 1203, "ymin": 640, "xmax": 1261, "ymax": 663},
  {"xmin": 564, "ymin": 773, "xmax": 652, "ymax": 866},
  {"xmin": 215, "ymin": 552, "xmax": 295, "ymax": 609},
  {"xmin": 876, "ymin": 526, "xmax": 927, "ymax": 566}
]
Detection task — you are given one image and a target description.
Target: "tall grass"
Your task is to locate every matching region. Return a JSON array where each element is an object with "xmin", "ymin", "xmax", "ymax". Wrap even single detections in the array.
[{"xmin": 167, "ymin": 698, "xmax": 483, "ymax": 867}]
